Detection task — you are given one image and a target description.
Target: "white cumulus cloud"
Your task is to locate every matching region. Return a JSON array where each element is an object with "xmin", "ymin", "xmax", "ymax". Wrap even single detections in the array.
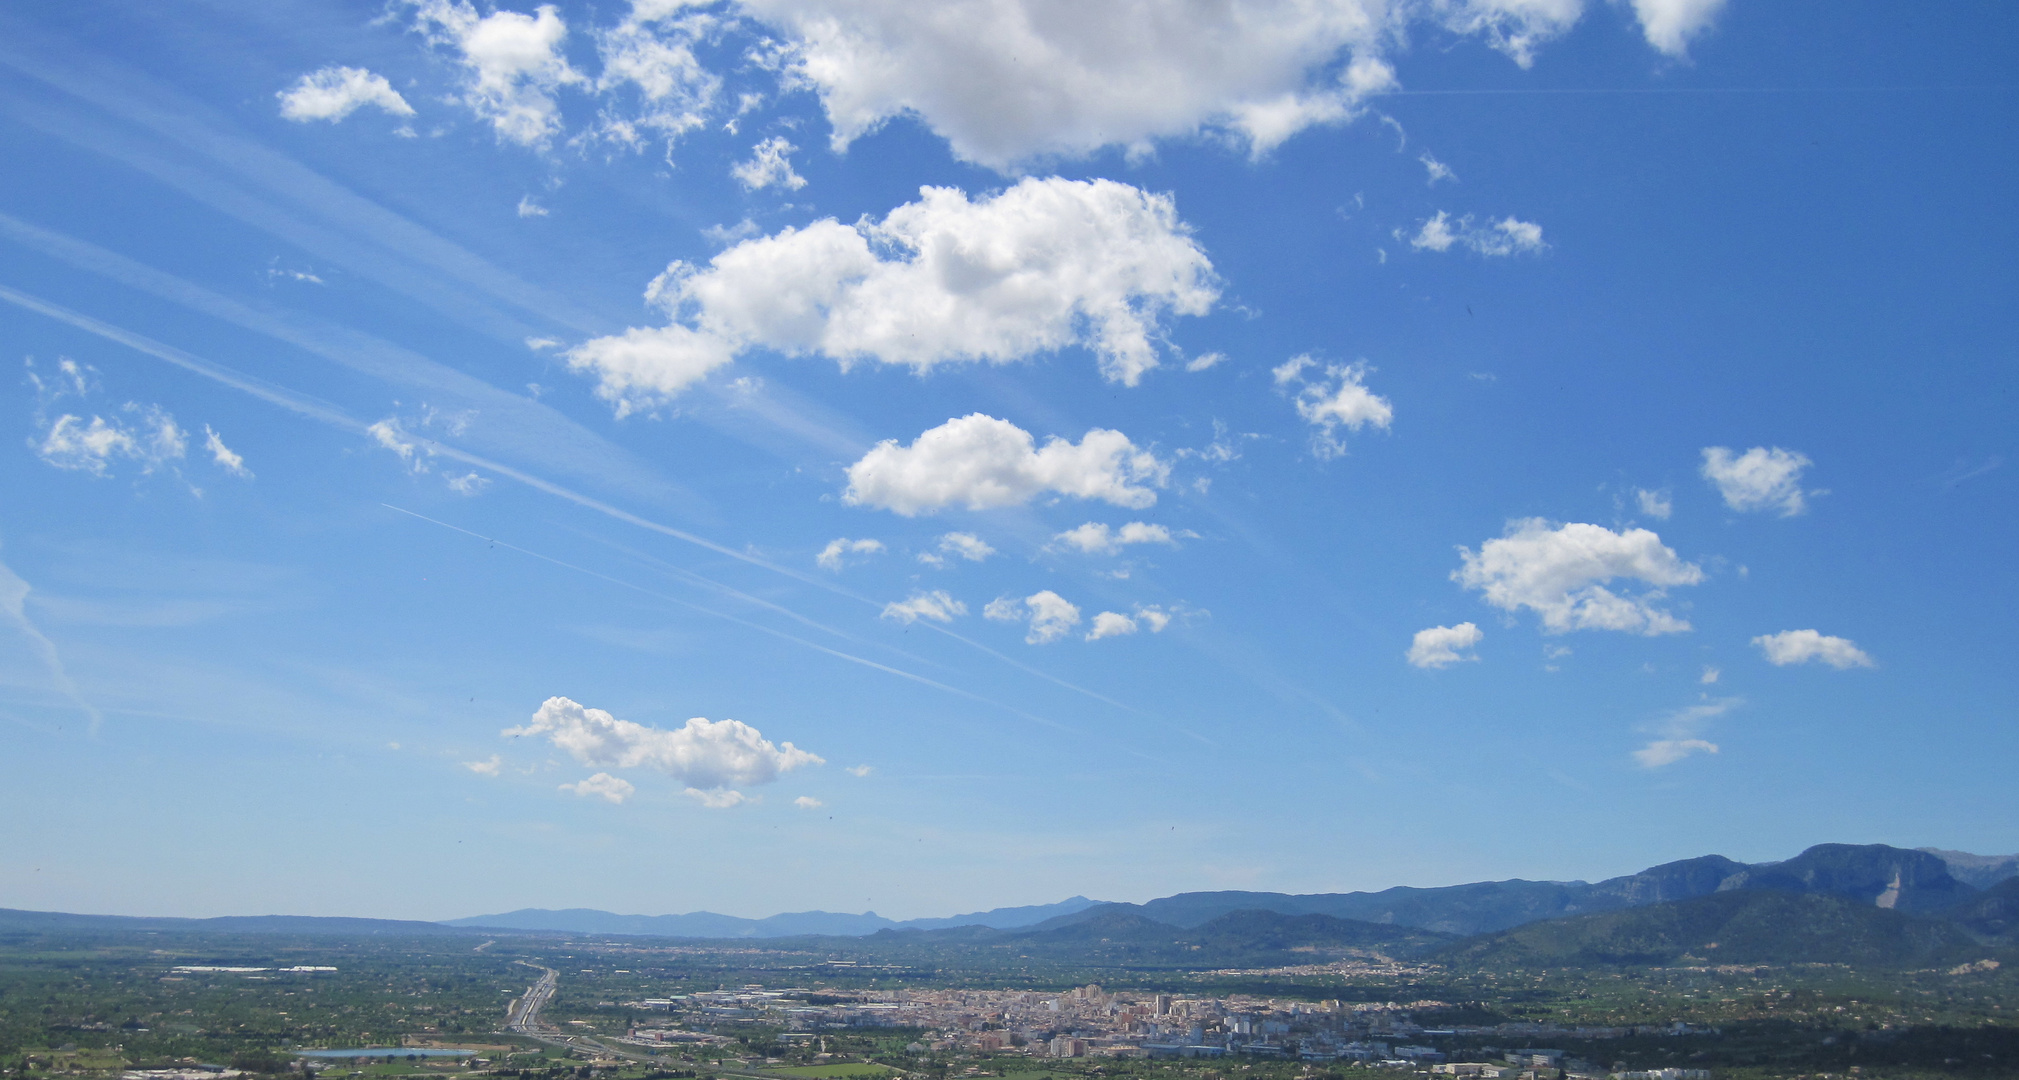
[
  {"xmin": 816, "ymin": 536, "xmax": 885, "ymax": 571},
  {"xmin": 405, "ymin": 0, "xmax": 584, "ymax": 147},
  {"xmin": 844, "ymin": 413, "xmax": 1168, "ymax": 516},
  {"xmin": 881, "ymin": 590, "xmax": 967, "ymax": 624},
  {"xmin": 277, "ymin": 66, "xmax": 416, "ymax": 122},
  {"xmin": 925, "ymin": 532, "xmax": 996, "ymax": 566},
  {"xmin": 1086, "ymin": 610, "xmax": 1139, "ymax": 640},
  {"xmin": 742, "ymin": 0, "xmax": 1575, "ymax": 168},
  {"xmin": 1631, "ymin": 0, "xmax": 1728, "ymax": 57},
  {"xmin": 505, "ymin": 696, "xmax": 822, "ymax": 802},
  {"xmin": 1050, "ymin": 521, "xmax": 1179, "ymax": 555},
  {"xmin": 1274, "ymin": 357, "xmax": 1393, "ymax": 458},
  {"xmin": 562, "ymin": 323, "xmax": 736, "ymax": 415},
  {"xmin": 919, "ymin": 531, "xmax": 997, "ymax": 567},
  {"xmin": 985, "ymin": 589, "xmax": 1082, "ymax": 644},
  {"xmin": 1453, "ymin": 518, "xmax": 1704, "ymax": 635},
  {"xmin": 1409, "ymin": 211, "xmax": 1546, "ymax": 256},
  {"xmin": 1133, "ymin": 605, "xmax": 1176, "ymax": 632},
  {"xmin": 590, "ymin": 0, "xmax": 721, "ymax": 147},
  {"xmin": 564, "ymin": 177, "xmax": 1218, "ymax": 411},
  {"xmin": 794, "ymin": 795, "xmax": 823, "ymax": 809},
  {"xmin": 560, "ymin": 772, "xmax": 635, "ymax": 803},
  {"xmin": 1408, "ymin": 622, "xmax": 1483, "ymax": 669},
  {"xmin": 1753, "ymin": 629, "xmax": 1875, "ymax": 670},
  {"xmin": 1701, "ymin": 446, "xmax": 1815, "ymax": 516},
  {"xmin": 732, "ymin": 136, "xmax": 808, "ymax": 191},
  {"xmin": 462, "ymin": 755, "xmax": 502, "ymax": 776}
]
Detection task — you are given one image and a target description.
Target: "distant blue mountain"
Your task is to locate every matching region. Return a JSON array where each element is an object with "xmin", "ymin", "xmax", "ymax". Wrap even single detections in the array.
[
  {"xmin": 446, "ymin": 844, "xmax": 2019, "ymax": 940},
  {"xmin": 1063, "ymin": 844, "xmax": 2004, "ymax": 937},
  {"xmin": 21, "ymin": 843, "xmax": 1994, "ymax": 943},
  {"xmin": 0, "ymin": 909, "xmax": 473, "ymax": 935},
  {"xmin": 443, "ymin": 896, "xmax": 1102, "ymax": 938}
]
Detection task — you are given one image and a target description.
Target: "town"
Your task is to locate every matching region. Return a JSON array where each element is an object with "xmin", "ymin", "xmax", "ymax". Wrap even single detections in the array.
[{"xmin": 616, "ymin": 985, "xmax": 1713, "ymax": 1078}]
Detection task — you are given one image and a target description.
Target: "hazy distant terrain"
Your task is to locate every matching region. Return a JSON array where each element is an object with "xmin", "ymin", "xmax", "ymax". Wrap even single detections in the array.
[{"xmin": 443, "ymin": 842, "xmax": 2019, "ymax": 940}]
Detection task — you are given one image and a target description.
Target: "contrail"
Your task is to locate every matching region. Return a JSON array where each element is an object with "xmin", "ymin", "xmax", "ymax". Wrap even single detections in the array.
[
  {"xmin": 378, "ymin": 504, "xmax": 1074, "ymax": 734},
  {"xmin": 0, "ymin": 549, "xmax": 102, "ymax": 735},
  {"xmin": 0, "ymin": 282, "xmax": 1143, "ymax": 720}
]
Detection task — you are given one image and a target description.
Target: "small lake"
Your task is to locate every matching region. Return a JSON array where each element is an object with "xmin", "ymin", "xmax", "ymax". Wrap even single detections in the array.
[{"xmin": 294, "ymin": 1050, "xmax": 475, "ymax": 1059}]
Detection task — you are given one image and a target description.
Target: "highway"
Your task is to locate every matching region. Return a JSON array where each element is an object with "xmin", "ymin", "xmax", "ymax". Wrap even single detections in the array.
[
  {"xmin": 499, "ymin": 964, "xmax": 849, "ymax": 1080},
  {"xmin": 505, "ymin": 963, "xmax": 558, "ymax": 1035},
  {"xmin": 501, "ymin": 962, "xmax": 659, "ymax": 1065}
]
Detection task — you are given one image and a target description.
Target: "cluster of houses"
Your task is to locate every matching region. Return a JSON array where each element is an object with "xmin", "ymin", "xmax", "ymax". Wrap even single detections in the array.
[{"xmin": 615, "ymin": 985, "xmax": 1714, "ymax": 1076}]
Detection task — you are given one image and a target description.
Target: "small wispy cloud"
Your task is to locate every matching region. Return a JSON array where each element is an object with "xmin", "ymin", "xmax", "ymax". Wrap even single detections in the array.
[
  {"xmin": 1406, "ymin": 212, "xmax": 1545, "ymax": 257},
  {"xmin": 917, "ymin": 532, "xmax": 995, "ymax": 568},
  {"xmin": 881, "ymin": 590, "xmax": 966, "ymax": 624},
  {"xmin": 1407, "ymin": 622, "xmax": 1482, "ymax": 669},
  {"xmin": 204, "ymin": 426, "xmax": 253, "ymax": 479},
  {"xmin": 1754, "ymin": 629, "xmax": 1874, "ymax": 669},
  {"xmin": 817, "ymin": 537, "xmax": 885, "ymax": 571},
  {"xmin": 1633, "ymin": 696, "xmax": 1741, "ymax": 768},
  {"xmin": 1634, "ymin": 487, "xmax": 1672, "ymax": 520},
  {"xmin": 731, "ymin": 136, "xmax": 807, "ymax": 191},
  {"xmin": 685, "ymin": 787, "xmax": 748, "ymax": 808},
  {"xmin": 561, "ymin": 772, "xmax": 635, "ymax": 803}
]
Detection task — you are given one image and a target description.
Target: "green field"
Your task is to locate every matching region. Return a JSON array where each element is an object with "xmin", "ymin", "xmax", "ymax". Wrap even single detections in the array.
[{"xmin": 766, "ymin": 1064, "xmax": 903, "ymax": 1079}]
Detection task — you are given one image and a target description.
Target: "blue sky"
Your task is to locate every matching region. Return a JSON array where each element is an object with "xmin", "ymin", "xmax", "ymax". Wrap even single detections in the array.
[{"xmin": 1, "ymin": 0, "xmax": 2013, "ymax": 922}]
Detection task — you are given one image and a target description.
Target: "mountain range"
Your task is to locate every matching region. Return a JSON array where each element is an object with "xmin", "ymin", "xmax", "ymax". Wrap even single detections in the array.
[
  {"xmin": 6, "ymin": 843, "xmax": 2015, "ymax": 974},
  {"xmin": 439, "ymin": 896, "xmax": 1103, "ymax": 938},
  {"xmin": 447, "ymin": 843, "xmax": 2016, "ymax": 939}
]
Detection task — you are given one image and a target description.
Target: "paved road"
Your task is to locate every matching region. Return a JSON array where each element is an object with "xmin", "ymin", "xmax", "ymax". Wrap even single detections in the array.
[
  {"xmin": 497, "ymin": 966, "xmax": 884, "ymax": 1080},
  {"xmin": 506, "ymin": 963, "xmax": 558, "ymax": 1035},
  {"xmin": 501, "ymin": 963, "xmax": 660, "ymax": 1065}
]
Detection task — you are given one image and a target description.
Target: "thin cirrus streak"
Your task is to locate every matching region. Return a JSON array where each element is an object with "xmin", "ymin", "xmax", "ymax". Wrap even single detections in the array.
[
  {"xmin": 376, "ymin": 504, "xmax": 1076, "ymax": 735},
  {"xmin": 0, "ymin": 26, "xmax": 607, "ymax": 341},
  {"xmin": 0, "ymin": 281, "xmax": 830, "ymax": 597},
  {"xmin": 572, "ymin": 525, "xmax": 1157, "ymax": 719},
  {"xmin": 917, "ymin": 619, "xmax": 1149, "ymax": 718},
  {"xmin": 0, "ymin": 282, "xmax": 366, "ymax": 434},
  {"xmin": 0, "ymin": 283, "xmax": 1145, "ymax": 727},
  {"xmin": 561, "ymin": 527, "xmax": 951, "ymax": 671},
  {"xmin": 0, "ymin": 34, "xmax": 879, "ymax": 465},
  {"xmin": 4, "ymin": 260, "xmax": 1065, "ymax": 731},
  {"xmin": 0, "ymin": 210, "xmax": 691, "ymax": 513}
]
